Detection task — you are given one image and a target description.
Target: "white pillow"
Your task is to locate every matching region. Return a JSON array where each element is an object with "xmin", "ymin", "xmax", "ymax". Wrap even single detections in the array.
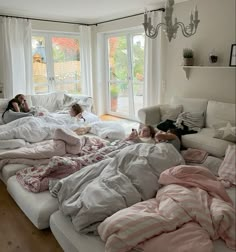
[
  {"xmin": 214, "ymin": 122, "xmax": 236, "ymax": 143},
  {"xmin": 90, "ymin": 121, "xmax": 126, "ymax": 140},
  {"xmin": 63, "ymin": 94, "xmax": 92, "ymax": 112},
  {"xmin": 159, "ymin": 104, "xmax": 182, "ymax": 122}
]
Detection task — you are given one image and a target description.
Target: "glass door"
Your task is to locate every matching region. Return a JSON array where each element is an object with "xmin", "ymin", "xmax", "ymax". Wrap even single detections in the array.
[
  {"xmin": 106, "ymin": 32, "xmax": 145, "ymax": 120},
  {"xmin": 32, "ymin": 32, "xmax": 80, "ymax": 94}
]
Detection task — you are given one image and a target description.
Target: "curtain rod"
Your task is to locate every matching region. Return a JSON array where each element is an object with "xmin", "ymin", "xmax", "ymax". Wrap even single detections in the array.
[
  {"xmin": 94, "ymin": 8, "xmax": 165, "ymax": 26},
  {"xmin": 0, "ymin": 14, "xmax": 89, "ymax": 26},
  {"xmin": 0, "ymin": 8, "xmax": 165, "ymax": 26}
]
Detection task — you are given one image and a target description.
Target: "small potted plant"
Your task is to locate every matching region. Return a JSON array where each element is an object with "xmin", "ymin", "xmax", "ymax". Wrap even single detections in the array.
[{"xmin": 183, "ymin": 48, "xmax": 194, "ymax": 66}]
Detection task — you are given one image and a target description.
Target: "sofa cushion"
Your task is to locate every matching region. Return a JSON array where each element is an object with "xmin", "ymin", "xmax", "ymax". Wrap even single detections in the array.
[
  {"xmin": 30, "ymin": 91, "xmax": 65, "ymax": 112},
  {"xmin": 171, "ymin": 97, "xmax": 208, "ymax": 114},
  {"xmin": 214, "ymin": 122, "xmax": 236, "ymax": 143},
  {"xmin": 159, "ymin": 104, "xmax": 182, "ymax": 122},
  {"xmin": 62, "ymin": 94, "xmax": 93, "ymax": 113},
  {"xmin": 206, "ymin": 100, "xmax": 236, "ymax": 128},
  {"xmin": 0, "ymin": 98, "xmax": 9, "ymax": 113},
  {"xmin": 182, "ymin": 128, "xmax": 233, "ymax": 157}
]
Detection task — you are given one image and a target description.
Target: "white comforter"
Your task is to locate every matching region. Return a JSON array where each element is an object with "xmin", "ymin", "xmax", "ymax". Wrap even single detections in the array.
[
  {"xmin": 50, "ymin": 143, "xmax": 185, "ymax": 234},
  {"xmin": 0, "ymin": 113, "xmax": 87, "ymax": 143}
]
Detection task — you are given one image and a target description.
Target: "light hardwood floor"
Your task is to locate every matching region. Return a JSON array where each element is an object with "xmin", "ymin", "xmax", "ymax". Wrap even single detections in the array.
[{"xmin": 0, "ymin": 180, "xmax": 63, "ymax": 252}]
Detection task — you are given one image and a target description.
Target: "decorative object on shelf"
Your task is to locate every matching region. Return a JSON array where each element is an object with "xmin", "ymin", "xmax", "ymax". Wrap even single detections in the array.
[
  {"xmin": 183, "ymin": 48, "xmax": 194, "ymax": 66},
  {"xmin": 209, "ymin": 49, "xmax": 218, "ymax": 64},
  {"xmin": 143, "ymin": 0, "xmax": 200, "ymax": 42},
  {"xmin": 229, "ymin": 44, "xmax": 236, "ymax": 67}
]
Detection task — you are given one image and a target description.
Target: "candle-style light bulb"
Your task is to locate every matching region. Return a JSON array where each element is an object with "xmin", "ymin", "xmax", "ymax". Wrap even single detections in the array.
[
  {"xmin": 144, "ymin": 8, "xmax": 148, "ymax": 23},
  {"xmin": 194, "ymin": 5, "xmax": 198, "ymax": 20},
  {"xmin": 190, "ymin": 11, "xmax": 193, "ymax": 23}
]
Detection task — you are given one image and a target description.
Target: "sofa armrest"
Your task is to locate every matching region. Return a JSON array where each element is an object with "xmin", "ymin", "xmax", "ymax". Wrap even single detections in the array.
[{"xmin": 138, "ymin": 105, "xmax": 161, "ymax": 125}]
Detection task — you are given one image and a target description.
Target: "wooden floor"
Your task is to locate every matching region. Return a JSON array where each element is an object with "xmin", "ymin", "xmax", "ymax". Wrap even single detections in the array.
[{"xmin": 0, "ymin": 180, "xmax": 63, "ymax": 252}]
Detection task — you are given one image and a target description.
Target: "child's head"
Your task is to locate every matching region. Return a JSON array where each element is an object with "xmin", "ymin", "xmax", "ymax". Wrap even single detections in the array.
[
  {"xmin": 139, "ymin": 125, "xmax": 156, "ymax": 138},
  {"xmin": 70, "ymin": 103, "xmax": 83, "ymax": 117}
]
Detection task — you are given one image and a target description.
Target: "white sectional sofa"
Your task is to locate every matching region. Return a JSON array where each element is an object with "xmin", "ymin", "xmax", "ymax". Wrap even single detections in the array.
[
  {"xmin": 138, "ymin": 97, "xmax": 236, "ymax": 157},
  {"xmin": 0, "ymin": 91, "xmax": 94, "ymax": 125}
]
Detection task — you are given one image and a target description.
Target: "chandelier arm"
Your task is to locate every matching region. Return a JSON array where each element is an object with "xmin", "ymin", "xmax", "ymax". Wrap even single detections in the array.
[
  {"xmin": 177, "ymin": 22, "xmax": 196, "ymax": 37},
  {"xmin": 145, "ymin": 22, "xmax": 166, "ymax": 39}
]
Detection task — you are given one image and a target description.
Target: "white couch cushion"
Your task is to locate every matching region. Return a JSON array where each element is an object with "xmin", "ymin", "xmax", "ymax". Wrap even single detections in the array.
[
  {"xmin": 31, "ymin": 92, "xmax": 65, "ymax": 112},
  {"xmin": 0, "ymin": 98, "xmax": 9, "ymax": 113},
  {"xmin": 171, "ymin": 97, "xmax": 208, "ymax": 114},
  {"xmin": 7, "ymin": 176, "xmax": 58, "ymax": 229},
  {"xmin": 206, "ymin": 100, "xmax": 236, "ymax": 128},
  {"xmin": 182, "ymin": 128, "xmax": 233, "ymax": 157},
  {"xmin": 159, "ymin": 104, "xmax": 183, "ymax": 122}
]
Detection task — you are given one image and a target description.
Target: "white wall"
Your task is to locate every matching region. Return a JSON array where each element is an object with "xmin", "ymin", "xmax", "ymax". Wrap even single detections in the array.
[
  {"xmin": 0, "ymin": 0, "xmax": 235, "ymax": 105},
  {"xmin": 164, "ymin": 0, "xmax": 236, "ymax": 104}
]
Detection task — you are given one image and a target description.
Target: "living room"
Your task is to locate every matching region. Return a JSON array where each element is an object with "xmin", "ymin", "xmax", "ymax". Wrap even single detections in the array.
[{"xmin": 0, "ymin": 0, "xmax": 235, "ymax": 251}]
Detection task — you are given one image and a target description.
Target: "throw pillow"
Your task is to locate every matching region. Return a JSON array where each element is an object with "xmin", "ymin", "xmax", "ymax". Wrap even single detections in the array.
[
  {"xmin": 175, "ymin": 111, "xmax": 205, "ymax": 131},
  {"xmin": 214, "ymin": 122, "xmax": 236, "ymax": 143},
  {"xmin": 218, "ymin": 145, "xmax": 236, "ymax": 186},
  {"xmin": 159, "ymin": 104, "xmax": 183, "ymax": 122},
  {"xmin": 63, "ymin": 94, "xmax": 91, "ymax": 112}
]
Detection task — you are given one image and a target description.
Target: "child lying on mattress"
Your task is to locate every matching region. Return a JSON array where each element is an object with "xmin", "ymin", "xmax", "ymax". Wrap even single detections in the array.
[{"xmin": 125, "ymin": 125, "xmax": 181, "ymax": 151}]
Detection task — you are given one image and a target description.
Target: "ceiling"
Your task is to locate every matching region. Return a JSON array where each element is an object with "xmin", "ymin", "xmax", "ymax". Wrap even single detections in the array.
[{"xmin": 0, "ymin": 0, "xmax": 186, "ymax": 25}]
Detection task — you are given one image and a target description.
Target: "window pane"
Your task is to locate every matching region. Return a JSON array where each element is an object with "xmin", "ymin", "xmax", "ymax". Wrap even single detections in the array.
[
  {"xmin": 32, "ymin": 36, "xmax": 48, "ymax": 84},
  {"xmin": 132, "ymin": 34, "xmax": 144, "ymax": 82},
  {"xmin": 34, "ymin": 85, "xmax": 49, "ymax": 94},
  {"xmin": 52, "ymin": 37, "xmax": 81, "ymax": 93},
  {"xmin": 108, "ymin": 36, "xmax": 128, "ymax": 81}
]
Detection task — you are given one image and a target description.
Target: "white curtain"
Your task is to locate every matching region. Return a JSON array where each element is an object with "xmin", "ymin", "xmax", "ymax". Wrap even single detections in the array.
[
  {"xmin": 79, "ymin": 25, "xmax": 93, "ymax": 96},
  {"xmin": 0, "ymin": 17, "xmax": 32, "ymax": 98},
  {"xmin": 143, "ymin": 11, "xmax": 166, "ymax": 107}
]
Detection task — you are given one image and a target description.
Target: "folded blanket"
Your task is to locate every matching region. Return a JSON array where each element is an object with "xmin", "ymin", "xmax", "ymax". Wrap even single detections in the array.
[{"xmin": 181, "ymin": 148, "xmax": 208, "ymax": 163}]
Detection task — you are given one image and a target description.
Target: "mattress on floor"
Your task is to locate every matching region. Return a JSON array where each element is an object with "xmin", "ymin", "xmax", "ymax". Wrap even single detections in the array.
[
  {"xmin": 7, "ymin": 175, "xmax": 58, "ymax": 229},
  {"xmin": 50, "ymin": 187, "xmax": 236, "ymax": 252},
  {"xmin": 1, "ymin": 163, "xmax": 30, "ymax": 184},
  {"xmin": 50, "ymin": 210, "xmax": 106, "ymax": 252}
]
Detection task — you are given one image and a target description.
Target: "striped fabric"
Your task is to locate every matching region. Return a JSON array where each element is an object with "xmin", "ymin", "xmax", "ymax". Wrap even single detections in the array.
[
  {"xmin": 218, "ymin": 145, "xmax": 236, "ymax": 186},
  {"xmin": 98, "ymin": 165, "xmax": 235, "ymax": 252},
  {"xmin": 175, "ymin": 111, "xmax": 205, "ymax": 131}
]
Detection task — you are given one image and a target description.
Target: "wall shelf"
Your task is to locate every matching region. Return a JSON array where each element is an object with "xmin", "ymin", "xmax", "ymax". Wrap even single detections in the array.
[{"xmin": 182, "ymin": 66, "xmax": 236, "ymax": 79}]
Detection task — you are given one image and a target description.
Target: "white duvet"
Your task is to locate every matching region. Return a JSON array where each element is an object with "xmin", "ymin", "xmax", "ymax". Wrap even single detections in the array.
[{"xmin": 0, "ymin": 113, "xmax": 89, "ymax": 143}]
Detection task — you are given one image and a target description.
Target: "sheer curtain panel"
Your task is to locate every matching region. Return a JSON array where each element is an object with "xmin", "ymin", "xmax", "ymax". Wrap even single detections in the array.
[
  {"xmin": 79, "ymin": 25, "xmax": 93, "ymax": 97},
  {"xmin": 143, "ymin": 11, "xmax": 166, "ymax": 107},
  {"xmin": 0, "ymin": 17, "xmax": 33, "ymax": 98}
]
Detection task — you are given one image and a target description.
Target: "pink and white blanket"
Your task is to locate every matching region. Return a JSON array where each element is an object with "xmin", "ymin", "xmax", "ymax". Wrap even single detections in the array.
[
  {"xmin": 98, "ymin": 165, "xmax": 235, "ymax": 252},
  {"xmin": 15, "ymin": 142, "xmax": 117, "ymax": 193}
]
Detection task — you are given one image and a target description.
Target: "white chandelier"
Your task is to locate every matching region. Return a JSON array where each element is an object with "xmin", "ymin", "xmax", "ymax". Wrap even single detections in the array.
[{"xmin": 143, "ymin": 0, "xmax": 200, "ymax": 42}]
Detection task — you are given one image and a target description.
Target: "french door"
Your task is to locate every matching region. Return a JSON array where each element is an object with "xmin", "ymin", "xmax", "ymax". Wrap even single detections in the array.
[
  {"xmin": 32, "ymin": 32, "xmax": 80, "ymax": 94},
  {"xmin": 106, "ymin": 31, "xmax": 145, "ymax": 120}
]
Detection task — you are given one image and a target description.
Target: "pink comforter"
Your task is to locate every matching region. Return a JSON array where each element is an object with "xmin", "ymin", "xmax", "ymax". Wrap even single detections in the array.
[
  {"xmin": 98, "ymin": 165, "xmax": 235, "ymax": 252},
  {"xmin": 16, "ymin": 139, "xmax": 114, "ymax": 193}
]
